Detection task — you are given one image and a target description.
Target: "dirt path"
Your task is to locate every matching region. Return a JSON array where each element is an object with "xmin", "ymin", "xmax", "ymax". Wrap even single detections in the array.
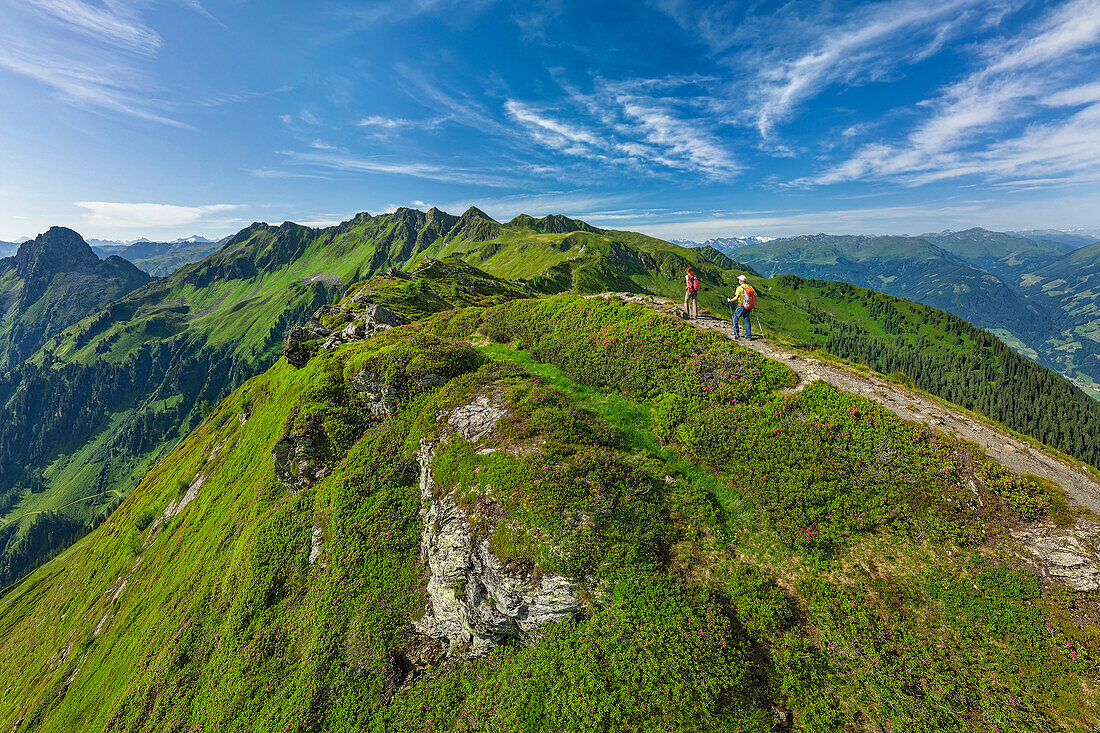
[{"xmin": 595, "ymin": 293, "xmax": 1100, "ymax": 514}]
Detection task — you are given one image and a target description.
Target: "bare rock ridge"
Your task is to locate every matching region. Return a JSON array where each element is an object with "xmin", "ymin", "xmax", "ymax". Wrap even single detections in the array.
[
  {"xmin": 282, "ymin": 298, "xmax": 401, "ymax": 368},
  {"xmin": 414, "ymin": 394, "xmax": 583, "ymax": 657}
]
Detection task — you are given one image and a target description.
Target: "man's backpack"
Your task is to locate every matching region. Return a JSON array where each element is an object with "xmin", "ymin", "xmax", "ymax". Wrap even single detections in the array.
[
  {"xmin": 688, "ymin": 275, "xmax": 700, "ymax": 292},
  {"xmin": 743, "ymin": 285, "xmax": 756, "ymax": 308}
]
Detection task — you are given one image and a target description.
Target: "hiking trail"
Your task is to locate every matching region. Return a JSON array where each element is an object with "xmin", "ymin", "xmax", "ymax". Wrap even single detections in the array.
[{"xmin": 593, "ymin": 292, "xmax": 1100, "ymax": 515}]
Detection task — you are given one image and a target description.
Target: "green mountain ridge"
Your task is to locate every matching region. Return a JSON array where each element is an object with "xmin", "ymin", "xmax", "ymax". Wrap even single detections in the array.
[
  {"xmin": 2, "ymin": 207, "xmax": 1100, "ymax": 600},
  {"xmin": 0, "ymin": 208, "xmax": 748, "ymax": 588},
  {"xmin": 921, "ymin": 227, "xmax": 1074, "ymax": 281},
  {"xmin": 732, "ymin": 232, "xmax": 1056, "ymax": 343},
  {"xmin": 0, "ymin": 293, "xmax": 1096, "ymax": 731}
]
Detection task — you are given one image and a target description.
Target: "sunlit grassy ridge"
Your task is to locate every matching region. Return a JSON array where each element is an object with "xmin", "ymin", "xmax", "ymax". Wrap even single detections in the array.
[
  {"xmin": 0, "ymin": 295, "xmax": 1095, "ymax": 732},
  {"xmin": 0, "ymin": 209, "xmax": 747, "ymax": 588}
]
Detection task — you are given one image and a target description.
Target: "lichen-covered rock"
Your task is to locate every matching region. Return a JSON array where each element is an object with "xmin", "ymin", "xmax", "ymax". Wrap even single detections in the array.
[
  {"xmin": 284, "ymin": 301, "xmax": 402, "ymax": 366},
  {"xmin": 413, "ymin": 395, "xmax": 584, "ymax": 657},
  {"xmin": 350, "ymin": 369, "xmax": 402, "ymax": 419},
  {"xmin": 272, "ymin": 414, "xmax": 332, "ymax": 491},
  {"xmin": 447, "ymin": 393, "xmax": 508, "ymax": 442},
  {"xmin": 1011, "ymin": 520, "xmax": 1100, "ymax": 591},
  {"xmin": 282, "ymin": 325, "xmax": 318, "ymax": 368}
]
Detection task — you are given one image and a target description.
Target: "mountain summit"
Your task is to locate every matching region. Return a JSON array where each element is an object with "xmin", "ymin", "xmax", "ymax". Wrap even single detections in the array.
[{"xmin": 0, "ymin": 227, "xmax": 150, "ymax": 368}]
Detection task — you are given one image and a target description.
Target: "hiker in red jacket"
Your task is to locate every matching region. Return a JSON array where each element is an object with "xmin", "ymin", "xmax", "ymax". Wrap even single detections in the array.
[
  {"xmin": 727, "ymin": 274, "xmax": 756, "ymax": 339},
  {"xmin": 684, "ymin": 266, "xmax": 701, "ymax": 320}
]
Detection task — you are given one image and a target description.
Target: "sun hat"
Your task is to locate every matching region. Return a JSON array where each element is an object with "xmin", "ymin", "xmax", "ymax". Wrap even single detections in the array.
[{"xmin": 738, "ymin": 274, "xmax": 747, "ymax": 281}]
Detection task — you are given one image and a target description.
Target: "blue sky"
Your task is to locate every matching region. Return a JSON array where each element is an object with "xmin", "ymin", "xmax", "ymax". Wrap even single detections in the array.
[{"xmin": 1, "ymin": 0, "xmax": 1099, "ymax": 242}]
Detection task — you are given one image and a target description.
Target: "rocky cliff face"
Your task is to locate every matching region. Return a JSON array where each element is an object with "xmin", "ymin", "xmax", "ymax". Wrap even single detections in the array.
[{"xmin": 414, "ymin": 394, "xmax": 583, "ymax": 657}]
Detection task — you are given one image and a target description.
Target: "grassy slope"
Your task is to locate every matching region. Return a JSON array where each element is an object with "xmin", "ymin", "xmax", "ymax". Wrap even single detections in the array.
[
  {"xmin": 2, "ymin": 208, "xmax": 1097, "ymax": 592},
  {"xmin": 0, "ymin": 296, "xmax": 1096, "ymax": 732},
  {"xmin": 1, "ymin": 212, "xmax": 746, "ymax": 539}
]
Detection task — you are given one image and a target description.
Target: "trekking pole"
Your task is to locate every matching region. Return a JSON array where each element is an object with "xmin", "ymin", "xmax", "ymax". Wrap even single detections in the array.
[{"xmin": 754, "ymin": 311, "xmax": 766, "ymax": 341}]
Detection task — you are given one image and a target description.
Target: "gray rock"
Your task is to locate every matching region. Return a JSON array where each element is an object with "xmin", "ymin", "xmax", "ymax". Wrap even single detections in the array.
[
  {"xmin": 272, "ymin": 414, "xmax": 332, "ymax": 491},
  {"xmin": 282, "ymin": 325, "xmax": 318, "ymax": 368},
  {"xmin": 350, "ymin": 369, "xmax": 403, "ymax": 419},
  {"xmin": 414, "ymin": 397, "xmax": 584, "ymax": 657},
  {"xmin": 359, "ymin": 302, "xmax": 401, "ymax": 329},
  {"xmin": 447, "ymin": 393, "xmax": 507, "ymax": 442},
  {"xmin": 1011, "ymin": 520, "xmax": 1100, "ymax": 591}
]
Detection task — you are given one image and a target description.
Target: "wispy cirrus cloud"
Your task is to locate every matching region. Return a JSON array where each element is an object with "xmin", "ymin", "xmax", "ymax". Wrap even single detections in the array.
[
  {"xmin": 274, "ymin": 148, "xmax": 515, "ymax": 187},
  {"xmin": 794, "ymin": 0, "xmax": 1100, "ymax": 188},
  {"xmin": 505, "ymin": 75, "xmax": 742, "ymax": 180},
  {"xmin": 652, "ymin": 0, "xmax": 1003, "ymax": 150},
  {"xmin": 0, "ymin": 0, "xmax": 219, "ymax": 125}
]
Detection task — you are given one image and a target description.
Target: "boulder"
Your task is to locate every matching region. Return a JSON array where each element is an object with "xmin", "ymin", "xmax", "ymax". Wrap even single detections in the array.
[
  {"xmin": 271, "ymin": 414, "xmax": 332, "ymax": 491},
  {"xmin": 282, "ymin": 325, "xmax": 317, "ymax": 368}
]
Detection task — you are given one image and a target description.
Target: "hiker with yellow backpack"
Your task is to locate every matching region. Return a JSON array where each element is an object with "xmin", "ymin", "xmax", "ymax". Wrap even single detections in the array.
[{"xmin": 726, "ymin": 274, "xmax": 756, "ymax": 340}]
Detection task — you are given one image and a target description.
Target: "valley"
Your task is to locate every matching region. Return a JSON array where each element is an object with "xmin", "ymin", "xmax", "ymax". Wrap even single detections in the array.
[{"xmin": 721, "ymin": 228, "xmax": 1100, "ymax": 398}]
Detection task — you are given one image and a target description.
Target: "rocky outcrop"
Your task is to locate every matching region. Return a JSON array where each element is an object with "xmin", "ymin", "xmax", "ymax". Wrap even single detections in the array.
[
  {"xmin": 272, "ymin": 414, "xmax": 333, "ymax": 491},
  {"xmin": 1011, "ymin": 520, "xmax": 1100, "ymax": 591},
  {"xmin": 348, "ymin": 368, "xmax": 446, "ymax": 420},
  {"xmin": 320, "ymin": 302, "xmax": 401, "ymax": 351},
  {"xmin": 283, "ymin": 325, "xmax": 322, "ymax": 368},
  {"xmin": 282, "ymin": 300, "xmax": 401, "ymax": 367},
  {"xmin": 413, "ymin": 395, "xmax": 583, "ymax": 657}
]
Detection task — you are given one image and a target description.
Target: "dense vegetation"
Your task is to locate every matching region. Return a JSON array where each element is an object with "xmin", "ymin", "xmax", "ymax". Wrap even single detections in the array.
[
  {"xmin": 0, "ymin": 295, "xmax": 1094, "ymax": 732},
  {"xmin": 763, "ymin": 276, "xmax": 1100, "ymax": 467}
]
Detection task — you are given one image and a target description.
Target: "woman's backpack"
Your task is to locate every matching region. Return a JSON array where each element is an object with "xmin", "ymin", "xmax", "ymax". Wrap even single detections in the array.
[{"xmin": 688, "ymin": 275, "xmax": 700, "ymax": 292}]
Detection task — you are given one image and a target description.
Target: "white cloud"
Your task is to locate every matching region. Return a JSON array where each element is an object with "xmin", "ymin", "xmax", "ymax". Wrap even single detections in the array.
[
  {"xmin": 0, "ymin": 0, "xmax": 219, "ymax": 125},
  {"xmin": 654, "ymin": 0, "xmax": 998, "ymax": 147},
  {"xmin": 505, "ymin": 100, "xmax": 603, "ymax": 148},
  {"xmin": 299, "ymin": 109, "xmax": 320, "ymax": 126},
  {"xmin": 275, "ymin": 149, "xmax": 513, "ymax": 187},
  {"xmin": 748, "ymin": 0, "xmax": 993, "ymax": 144},
  {"xmin": 1043, "ymin": 81, "xmax": 1100, "ymax": 107},
  {"xmin": 796, "ymin": 0, "xmax": 1100, "ymax": 188},
  {"xmin": 24, "ymin": 0, "xmax": 162, "ymax": 53},
  {"xmin": 505, "ymin": 77, "xmax": 741, "ymax": 180},
  {"xmin": 75, "ymin": 201, "xmax": 244, "ymax": 229},
  {"xmin": 357, "ymin": 114, "xmax": 449, "ymax": 133}
]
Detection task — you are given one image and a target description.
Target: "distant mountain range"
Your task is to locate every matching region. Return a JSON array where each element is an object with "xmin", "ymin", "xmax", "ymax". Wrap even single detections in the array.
[
  {"xmin": 86, "ymin": 235, "xmax": 223, "ymax": 276},
  {"xmin": 702, "ymin": 227, "xmax": 1100, "ymax": 397},
  {"xmin": 1009, "ymin": 228, "xmax": 1100, "ymax": 250},
  {"xmin": 672, "ymin": 235, "xmax": 775, "ymax": 251}
]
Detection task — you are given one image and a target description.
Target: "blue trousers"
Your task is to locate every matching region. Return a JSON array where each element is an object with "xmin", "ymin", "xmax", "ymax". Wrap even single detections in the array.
[{"xmin": 734, "ymin": 305, "xmax": 752, "ymax": 338}]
